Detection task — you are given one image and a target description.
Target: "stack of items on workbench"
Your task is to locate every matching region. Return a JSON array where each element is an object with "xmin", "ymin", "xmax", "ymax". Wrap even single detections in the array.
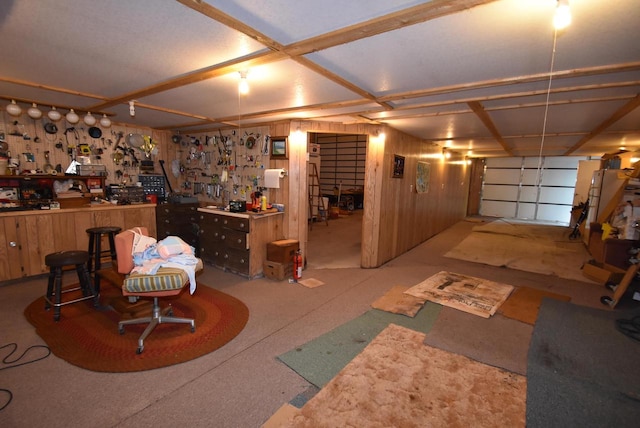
[{"xmin": 263, "ymin": 239, "xmax": 299, "ymax": 281}]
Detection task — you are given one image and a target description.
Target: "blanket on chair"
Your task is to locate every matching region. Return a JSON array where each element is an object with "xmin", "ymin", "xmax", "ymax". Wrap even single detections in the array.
[{"xmin": 131, "ymin": 234, "xmax": 200, "ymax": 294}]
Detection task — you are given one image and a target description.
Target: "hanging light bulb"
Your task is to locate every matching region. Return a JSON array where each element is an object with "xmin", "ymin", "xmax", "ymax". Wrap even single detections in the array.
[
  {"xmin": 6, "ymin": 100, "xmax": 22, "ymax": 117},
  {"xmin": 129, "ymin": 100, "xmax": 135, "ymax": 117},
  {"xmin": 66, "ymin": 109, "xmax": 79, "ymax": 124},
  {"xmin": 553, "ymin": 0, "xmax": 571, "ymax": 30},
  {"xmin": 47, "ymin": 106, "xmax": 62, "ymax": 122},
  {"xmin": 83, "ymin": 112, "xmax": 96, "ymax": 126},
  {"xmin": 238, "ymin": 71, "xmax": 249, "ymax": 95},
  {"xmin": 27, "ymin": 103, "xmax": 43, "ymax": 119},
  {"xmin": 99, "ymin": 114, "xmax": 112, "ymax": 128}
]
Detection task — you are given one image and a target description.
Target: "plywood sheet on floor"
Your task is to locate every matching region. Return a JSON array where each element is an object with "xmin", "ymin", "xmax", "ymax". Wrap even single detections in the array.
[
  {"xmin": 444, "ymin": 221, "xmax": 592, "ymax": 283},
  {"xmin": 370, "ymin": 285, "xmax": 425, "ymax": 317},
  {"xmin": 279, "ymin": 324, "xmax": 526, "ymax": 427}
]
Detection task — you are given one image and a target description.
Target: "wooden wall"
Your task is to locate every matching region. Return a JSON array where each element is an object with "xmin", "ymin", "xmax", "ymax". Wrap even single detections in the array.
[
  {"xmin": 270, "ymin": 120, "xmax": 471, "ymax": 269},
  {"xmin": 372, "ymin": 127, "xmax": 470, "ymax": 266}
]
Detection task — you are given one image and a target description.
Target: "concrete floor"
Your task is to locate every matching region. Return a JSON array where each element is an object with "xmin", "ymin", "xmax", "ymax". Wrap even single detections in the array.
[{"xmin": 0, "ymin": 215, "xmax": 626, "ymax": 427}]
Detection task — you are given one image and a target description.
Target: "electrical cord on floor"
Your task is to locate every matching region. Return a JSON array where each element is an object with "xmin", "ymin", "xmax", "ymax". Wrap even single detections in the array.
[{"xmin": 0, "ymin": 343, "xmax": 51, "ymax": 412}]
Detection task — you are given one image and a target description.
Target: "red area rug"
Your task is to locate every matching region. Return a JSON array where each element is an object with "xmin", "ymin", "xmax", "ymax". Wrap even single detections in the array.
[{"xmin": 24, "ymin": 283, "xmax": 249, "ymax": 372}]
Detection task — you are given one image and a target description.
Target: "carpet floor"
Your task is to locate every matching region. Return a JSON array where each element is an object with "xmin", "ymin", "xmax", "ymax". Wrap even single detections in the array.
[
  {"xmin": 23, "ymin": 282, "xmax": 249, "ymax": 372},
  {"xmin": 277, "ymin": 305, "xmax": 442, "ymax": 388},
  {"xmin": 279, "ymin": 324, "xmax": 527, "ymax": 427},
  {"xmin": 527, "ymin": 298, "xmax": 640, "ymax": 427}
]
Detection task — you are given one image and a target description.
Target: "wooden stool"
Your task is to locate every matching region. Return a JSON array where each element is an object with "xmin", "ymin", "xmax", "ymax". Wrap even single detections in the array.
[
  {"xmin": 44, "ymin": 250, "xmax": 97, "ymax": 321},
  {"xmin": 86, "ymin": 226, "xmax": 121, "ymax": 292}
]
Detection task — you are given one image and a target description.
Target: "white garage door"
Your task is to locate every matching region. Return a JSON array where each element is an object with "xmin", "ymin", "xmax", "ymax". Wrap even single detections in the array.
[{"xmin": 480, "ymin": 157, "xmax": 587, "ymax": 224}]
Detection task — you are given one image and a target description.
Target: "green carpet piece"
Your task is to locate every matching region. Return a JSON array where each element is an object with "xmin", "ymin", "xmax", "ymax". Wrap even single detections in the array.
[
  {"xmin": 527, "ymin": 298, "xmax": 640, "ymax": 428},
  {"xmin": 278, "ymin": 303, "xmax": 442, "ymax": 388}
]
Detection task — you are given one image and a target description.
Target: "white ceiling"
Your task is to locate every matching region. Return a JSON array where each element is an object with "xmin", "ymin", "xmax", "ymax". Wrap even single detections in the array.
[{"xmin": 1, "ymin": 0, "xmax": 638, "ymax": 158}]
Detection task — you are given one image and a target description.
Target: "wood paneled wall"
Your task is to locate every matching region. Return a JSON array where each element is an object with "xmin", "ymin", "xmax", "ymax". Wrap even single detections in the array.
[
  {"xmin": 373, "ymin": 127, "xmax": 470, "ymax": 266},
  {"xmin": 272, "ymin": 120, "xmax": 471, "ymax": 269}
]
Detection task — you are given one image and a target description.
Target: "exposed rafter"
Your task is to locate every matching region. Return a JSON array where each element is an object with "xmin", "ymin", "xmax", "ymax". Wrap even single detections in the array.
[
  {"xmin": 467, "ymin": 101, "xmax": 513, "ymax": 156},
  {"xmin": 564, "ymin": 94, "xmax": 640, "ymax": 155}
]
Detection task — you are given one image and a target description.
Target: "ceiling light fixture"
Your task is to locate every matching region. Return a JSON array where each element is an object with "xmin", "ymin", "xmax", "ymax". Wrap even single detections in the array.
[
  {"xmin": 129, "ymin": 100, "xmax": 136, "ymax": 117},
  {"xmin": 100, "ymin": 114, "xmax": 112, "ymax": 128},
  {"xmin": 83, "ymin": 111, "xmax": 96, "ymax": 126},
  {"xmin": 6, "ymin": 100, "xmax": 22, "ymax": 117},
  {"xmin": 238, "ymin": 71, "xmax": 249, "ymax": 95},
  {"xmin": 553, "ymin": 0, "xmax": 571, "ymax": 30},
  {"xmin": 65, "ymin": 109, "xmax": 79, "ymax": 124},
  {"xmin": 48, "ymin": 106, "xmax": 62, "ymax": 121},
  {"xmin": 27, "ymin": 103, "xmax": 43, "ymax": 119}
]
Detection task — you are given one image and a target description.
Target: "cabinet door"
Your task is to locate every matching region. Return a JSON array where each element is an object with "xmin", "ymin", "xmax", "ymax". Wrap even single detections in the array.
[
  {"xmin": 0, "ymin": 217, "xmax": 24, "ymax": 281},
  {"xmin": 224, "ymin": 247, "xmax": 250, "ymax": 275},
  {"xmin": 22, "ymin": 215, "xmax": 55, "ymax": 276}
]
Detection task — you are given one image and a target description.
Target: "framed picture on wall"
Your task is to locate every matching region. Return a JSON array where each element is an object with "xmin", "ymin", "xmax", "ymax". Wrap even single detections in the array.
[
  {"xmin": 393, "ymin": 154, "xmax": 405, "ymax": 178},
  {"xmin": 416, "ymin": 161, "xmax": 430, "ymax": 193},
  {"xmin": 271, "ymin": 136, "xmax": 288, "ymax": 159}
]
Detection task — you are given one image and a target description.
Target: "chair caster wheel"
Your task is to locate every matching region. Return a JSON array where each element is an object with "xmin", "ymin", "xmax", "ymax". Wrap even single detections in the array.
[
  {"xmin": 191, "ymin": 326, "xmax": 196, "ymax": 333},
  {"xmin": 119, "ymin": 326, "xmax": 125, "ymax": 335},
  {"xmin": 600, "ymin": 296, "xmax": 613, "ymax": 306},
  {"xmin": 605, "ymin": 281, "xmax": 617, "ymax": 291},
  {"xmin": 136, "ymin": 347, "xmax": 143, "ymax": 354},
  {"xmin": 167, "ymin": 308, "xmax": 174, "ymax": 316}
]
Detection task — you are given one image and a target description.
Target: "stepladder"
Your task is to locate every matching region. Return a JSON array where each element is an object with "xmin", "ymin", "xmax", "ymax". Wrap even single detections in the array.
[{"xmin": 308, "ymin": 162, "xmax": 328, "ymax": 229}]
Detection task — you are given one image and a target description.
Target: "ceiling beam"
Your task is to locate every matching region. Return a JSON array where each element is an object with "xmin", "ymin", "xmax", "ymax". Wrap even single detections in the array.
[
  {"xmin": 467, "ymin": 101, "xmax": 514, "ymax": 156},
  {"xmin": 88, "ymin": 50, "xmax": 286, "ymax": 111},
  {"xmin": 292, "ymin": 57, "xmax": 394, "ymax": 110},
  {"xmin": 378, "ymin": 62, "xmax": 640, "ymax": 103},
  {"xmin": 367, "ymin": 80, "xmax": 640, "ymax": 120},
  {"xmin": 564, "ymin": 94, "xmax": 640, "ymax": 155},
  {"xmin": 175, "ymin": 0, "xmax": 286, "ymax": 51},
  {"xmin": 109, "ymin": 0, "xmax": 497, "ymax": 119},
  {"xmin": 284, "ymin": 0, "xmax": 500, "ymax": 56},
  {"xmin": 0, "ymin": 76, "xmax": 107, "ymax": 102}
]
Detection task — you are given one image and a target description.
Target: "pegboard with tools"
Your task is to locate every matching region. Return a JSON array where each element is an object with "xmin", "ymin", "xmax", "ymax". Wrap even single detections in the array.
[
  {"xmin": 169, "ymin": 126, "xmax": 273, "ymax": 206},
  {"xmin": 0, "ymin": 110, "xmax": 160, "ymax": 187}
]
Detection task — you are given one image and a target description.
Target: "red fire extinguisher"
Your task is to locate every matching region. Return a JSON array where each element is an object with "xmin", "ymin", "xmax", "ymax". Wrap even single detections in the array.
[{"xmin": 293, "ymin": 250, "xmax": 303, "ymax": 281}]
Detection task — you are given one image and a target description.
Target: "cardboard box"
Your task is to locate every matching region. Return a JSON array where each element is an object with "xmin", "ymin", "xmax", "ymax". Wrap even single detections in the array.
[
  {"xmin": 263, "ymin": 261, "xmax": 293, "ymax": 281},
  {"xmin": 267, "ymin": 239, "xmax": 299, "ymax": 264},
  {"xmin": 582, "ymin": 261, "xmax": 626, "ymax": 284}
]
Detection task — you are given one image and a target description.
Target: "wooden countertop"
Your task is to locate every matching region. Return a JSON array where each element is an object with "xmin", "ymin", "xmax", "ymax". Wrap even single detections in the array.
[
  {"xmin": 0, "ymin": 202, "xmax": 156, "ymax": 217},
  {"xmin": 197, "ymin": 206, "xmax": 283, "ymax": 219}
]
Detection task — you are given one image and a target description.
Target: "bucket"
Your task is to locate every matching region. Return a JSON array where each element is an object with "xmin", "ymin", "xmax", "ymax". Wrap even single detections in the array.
[{"xmin": 329, "ymin": 206, "xmax": 340, "ymax": 219}]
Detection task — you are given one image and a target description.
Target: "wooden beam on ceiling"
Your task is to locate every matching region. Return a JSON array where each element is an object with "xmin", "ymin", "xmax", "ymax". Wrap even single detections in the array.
[
  {"xmin": 118, "ymin": 0, "xmax": 497, "ymax": 121},
  {"xmin": 564, "ymin": 94, "xmax": 640, "ymax": 155},
  {"xmin": 175, "ymin": 0, "xmax": 286, "ymax": 51},
  {"xmin": 88, "ymin": 50, "xmax": 286, "ymax": 111},
  {"xmin": 284, "ymin": 0, "xmax": 500, "ymax": 56},
  {"xmin": 378, "ymin": 62, "xmax": 640, "ymax": 103},
  {"xmin": 467, "ymin": 101, "xmax": 514, "ymax": 156},
  {"xmin": 0, "ymin": 76, "xmax": 107, "ymax": 102},
  {"xmin": 293, "ymin": 57, "xmax": 394, "ymax": 110}
]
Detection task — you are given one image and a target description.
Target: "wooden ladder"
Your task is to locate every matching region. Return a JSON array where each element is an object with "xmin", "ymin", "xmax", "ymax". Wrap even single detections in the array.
[{"xmin": 308, "ymin": 162, "xmax": 328, "ymax": 230}]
